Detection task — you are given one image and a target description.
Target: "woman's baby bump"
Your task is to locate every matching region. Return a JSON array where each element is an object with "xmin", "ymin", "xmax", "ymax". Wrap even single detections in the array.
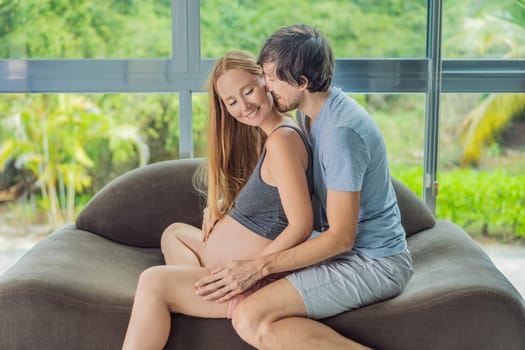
[{"xmin": 202, "ymin": 215, "xmax": 271, "ymax": 268}]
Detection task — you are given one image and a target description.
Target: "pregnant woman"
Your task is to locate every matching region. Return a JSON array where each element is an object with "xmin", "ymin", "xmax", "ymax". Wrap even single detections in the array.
[{"xmin": 122, "ymin": 50, "xmax": 314, "ymax": 350}]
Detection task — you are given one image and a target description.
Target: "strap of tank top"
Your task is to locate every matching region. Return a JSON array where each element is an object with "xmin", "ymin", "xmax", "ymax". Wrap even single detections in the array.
[
  {"xmin": 269, "ymin": 124, "xmax": 309, "ymax": 149},
  {"xmin": 268, "ymin": 124, "xmax": 313, "ymax": 170}
]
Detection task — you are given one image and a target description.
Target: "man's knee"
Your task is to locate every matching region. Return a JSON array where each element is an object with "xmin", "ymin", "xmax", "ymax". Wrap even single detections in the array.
[
  {"xmin": 231, "ymin": 299, "xmax": 253, "ymax": 336},
  {"xmin": 231, "ymin": 299, "xmax": 271, "ymax": 345}
]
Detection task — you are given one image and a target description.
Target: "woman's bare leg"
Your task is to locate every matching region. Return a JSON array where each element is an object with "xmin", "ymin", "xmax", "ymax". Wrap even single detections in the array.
[
  {"xmin": 122, "ymin": 265, "xmax": 228, "ymax": 350},
  {"xmin": 160, "ymin": 223, "xmax": 204, "ymax": 266}
]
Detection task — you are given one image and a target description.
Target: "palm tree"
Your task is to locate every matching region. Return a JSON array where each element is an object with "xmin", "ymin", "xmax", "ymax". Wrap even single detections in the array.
[
  {"xmin": 0, "ymin": 94, "xmax": 149, "ymax": 226},
  {"xmin": 455, "ymin": 0, "xmax": 525, "ymax": 167},
  {"xmin": 458, "ymin": 94, "xmax": 525, "ymax": 166}
]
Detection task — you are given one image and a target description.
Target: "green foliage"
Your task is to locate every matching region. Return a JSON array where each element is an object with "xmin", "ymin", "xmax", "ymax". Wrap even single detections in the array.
[
  {"xmin": 370, "ymin": 94, "xmax": 426, "ymax": 169},
  {"xmin": 390, "ymin": 165, "xmax": 424, "ymax": 197},
  {"xmin": 437, "ymin": 169, "xmax": 525, "ymax": 238},
  {"xmin": 201, "ymin": 0, "xmax": 427, "ymax": 58},
  {"xmin": 395, "ymin": 166, "xmax": 525, "ymax": 239},
  {"xmin": 444, "ymin": 0, "xmax": 525, "ymax": 58},
  {"xmin": 95, "ymin": 94, "xmax": 180, "ymax": 162},
  {"xmin": 191, "ymin": 93, "xmax": 210, "ymax": 158},
  {"xmin": 0, "ymin": 0, "xmax": 171, "ymax": 58}
]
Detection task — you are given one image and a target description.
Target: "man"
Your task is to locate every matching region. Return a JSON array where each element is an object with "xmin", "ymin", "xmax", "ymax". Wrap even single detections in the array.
[{"xmin": 195, "ymin": 24, "xmax": 413, "ymax": 349}]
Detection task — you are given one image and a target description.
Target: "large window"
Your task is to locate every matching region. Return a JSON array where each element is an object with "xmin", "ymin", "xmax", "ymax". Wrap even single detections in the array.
[{"xmin": 1, "ymin": 0, "xmax": 524, "ymax": 244}]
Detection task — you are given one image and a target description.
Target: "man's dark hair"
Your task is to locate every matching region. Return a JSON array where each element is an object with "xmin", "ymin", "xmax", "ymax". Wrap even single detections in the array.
[{"xmin": 258, "ymin": 24, "xmax": 334, "ymax": 93}]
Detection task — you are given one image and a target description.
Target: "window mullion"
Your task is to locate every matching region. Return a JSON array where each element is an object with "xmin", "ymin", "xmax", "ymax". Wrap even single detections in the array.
[{"xmin": 423, "ymin": 0, "xmax": 443, "ymax": 214}]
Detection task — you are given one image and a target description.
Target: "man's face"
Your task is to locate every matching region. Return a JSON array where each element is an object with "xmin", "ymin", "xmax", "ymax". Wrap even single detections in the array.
[{"xmin": 262, "ymin": 62, "xmax": 302, "ymax": 113}]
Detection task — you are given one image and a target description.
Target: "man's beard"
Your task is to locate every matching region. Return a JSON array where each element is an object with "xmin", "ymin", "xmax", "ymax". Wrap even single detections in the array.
[{"xmin": 274, "ymin": 94, "xmax": 299, "ymax": 113}]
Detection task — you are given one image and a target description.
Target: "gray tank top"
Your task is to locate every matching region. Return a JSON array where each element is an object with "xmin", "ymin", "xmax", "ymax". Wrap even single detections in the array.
[{"xmin": 229, "ymin": 125, "xmax": 313, "ymax": 240}]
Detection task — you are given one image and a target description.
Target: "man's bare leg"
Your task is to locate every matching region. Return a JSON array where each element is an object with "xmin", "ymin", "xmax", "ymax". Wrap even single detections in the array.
[{"xmin": 232, "ymin": 278, "xmax": 372, "ymax": 350}]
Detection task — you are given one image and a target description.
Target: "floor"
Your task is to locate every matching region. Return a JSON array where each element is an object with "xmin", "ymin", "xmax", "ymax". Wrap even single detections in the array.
[
  {"xmin": 481, "ymin": 243, "xmax": 525, "ymax": 298},
  {"xmin": 0, "ymin": 235, "xmax": 39, "ymax": 276},
  {"xmin": 0, "ymin": 235, "xmax": 524, "ymax": 299}
]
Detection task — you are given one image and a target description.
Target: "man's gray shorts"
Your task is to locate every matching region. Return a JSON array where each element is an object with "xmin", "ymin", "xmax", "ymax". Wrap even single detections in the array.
[{"xmin": 286, "ymin": 248, "xmax": 413, "ymax": 319}]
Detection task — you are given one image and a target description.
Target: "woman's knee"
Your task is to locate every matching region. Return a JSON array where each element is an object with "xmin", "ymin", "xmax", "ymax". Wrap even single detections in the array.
[
  {"xmin": 160, "ymin": 223, "xmax": 184, "ymax": 253},
  {"xmin": 135, "ymin": 266, "xmax": 165, "ymax": 296}
]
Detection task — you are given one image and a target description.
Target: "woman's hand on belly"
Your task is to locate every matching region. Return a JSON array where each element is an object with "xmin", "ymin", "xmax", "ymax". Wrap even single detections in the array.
[{"xmin": 202, "ymin": 215, "xmax": 271, "ymax": 268}]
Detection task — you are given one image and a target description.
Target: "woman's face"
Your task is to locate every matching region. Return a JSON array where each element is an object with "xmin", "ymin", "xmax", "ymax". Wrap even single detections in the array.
[{"xmin": 215, "ymin": 68, "xmax": 274, "ymax": 127}]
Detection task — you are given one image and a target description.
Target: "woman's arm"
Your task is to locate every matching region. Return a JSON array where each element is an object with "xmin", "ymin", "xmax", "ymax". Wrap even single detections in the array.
[{"xmin": 254, "ymin": 127, "xmax": 313, "ymax": 257}]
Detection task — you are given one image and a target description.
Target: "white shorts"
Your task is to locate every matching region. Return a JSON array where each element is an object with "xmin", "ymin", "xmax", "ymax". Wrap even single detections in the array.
[{"xmin": 286, "ymin": 248, "xmax": 413, "ymax": 319}]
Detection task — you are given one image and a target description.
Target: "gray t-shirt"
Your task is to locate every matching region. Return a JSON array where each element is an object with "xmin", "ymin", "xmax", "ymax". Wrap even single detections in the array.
[{"xmin": 297, "ymin": 87, "xmax": 406, "ymax": 258}]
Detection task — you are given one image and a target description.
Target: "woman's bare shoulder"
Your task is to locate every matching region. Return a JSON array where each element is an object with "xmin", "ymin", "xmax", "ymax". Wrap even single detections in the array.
[{"xmin": 267, "ymin": 124, "xmax": 304, "ymax": 148}]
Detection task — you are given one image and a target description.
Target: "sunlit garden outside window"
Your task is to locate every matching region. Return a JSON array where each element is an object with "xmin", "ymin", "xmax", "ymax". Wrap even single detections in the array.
[{"xmin": 0, "ymin": 0, "xmax": 524, "ymax": 258}]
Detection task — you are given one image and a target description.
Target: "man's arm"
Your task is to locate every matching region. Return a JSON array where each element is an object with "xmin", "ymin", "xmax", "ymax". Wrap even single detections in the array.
[{"xmin": 195, "ymin": 190, "xmax": 360, "ymax": 302}]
